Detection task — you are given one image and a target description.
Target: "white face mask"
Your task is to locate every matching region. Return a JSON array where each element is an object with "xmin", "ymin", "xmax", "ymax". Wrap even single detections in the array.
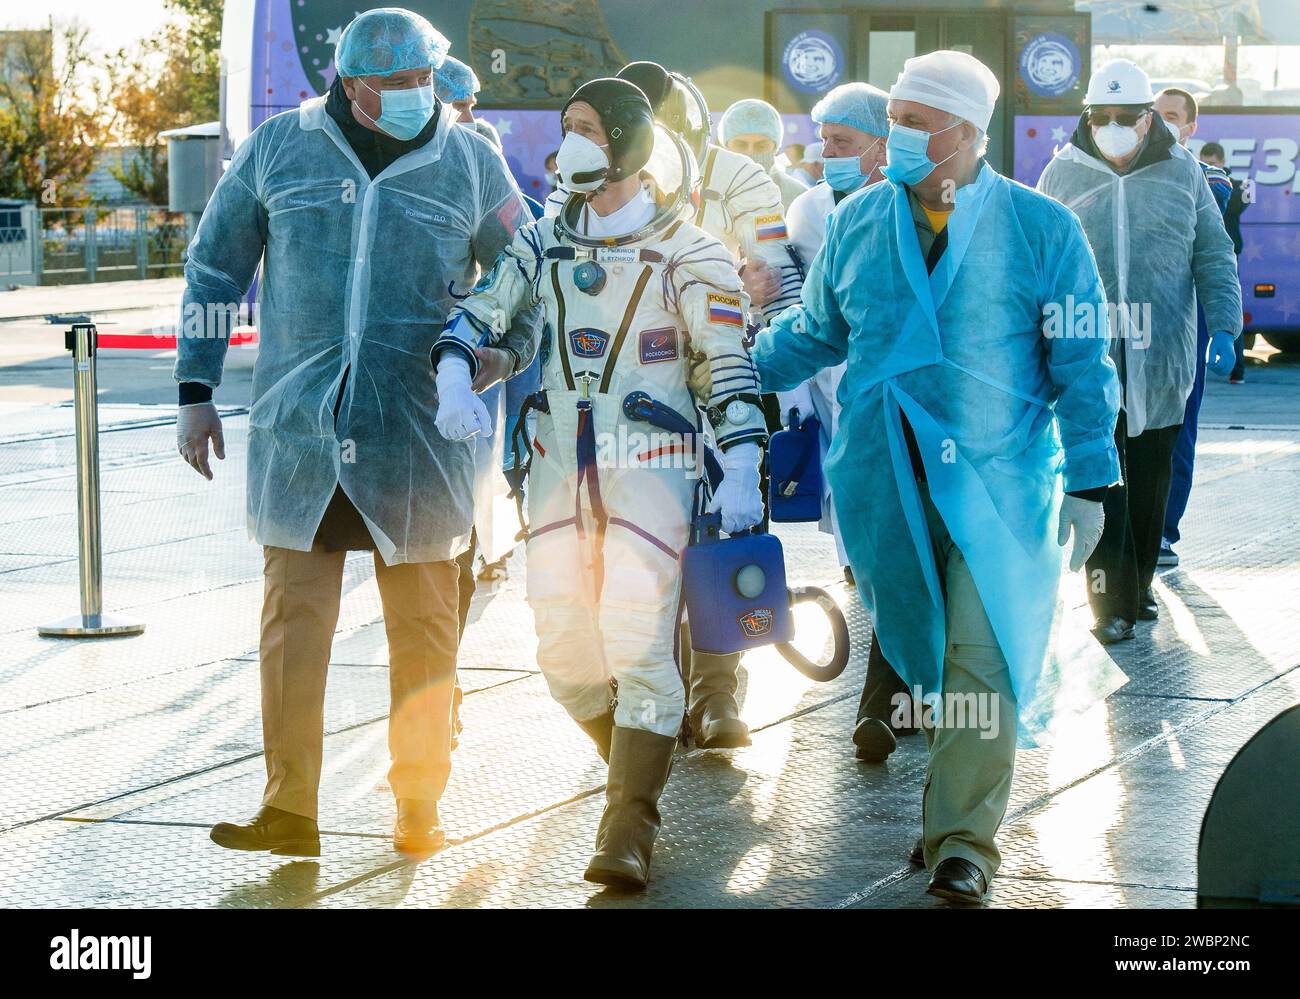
[
  {"xmin": 1093, "ymin": 122, "xmax": 1141, "ymax": 159},
  {"xmin": 557, "ymin": 131, "xmax": 611, "ymax": 192}
]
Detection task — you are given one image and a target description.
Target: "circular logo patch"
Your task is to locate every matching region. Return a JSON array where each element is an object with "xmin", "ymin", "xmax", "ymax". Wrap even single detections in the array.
[
  {"xmin": 1020, "ymin": 33, "xmax": 1080, "ymax": 99},
  {"xmin": 782, "ymin": 30, "xmax": 843, "ymax": 95}
]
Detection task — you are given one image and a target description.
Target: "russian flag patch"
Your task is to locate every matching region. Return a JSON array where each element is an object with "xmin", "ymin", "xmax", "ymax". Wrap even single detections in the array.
[
  {"xmin": 755, "ymin": 213, "xmax": 788, "ymax": 241},
  {"xmin": 707, "ymin": 293, "xmax": 744, "ymax": 327}
]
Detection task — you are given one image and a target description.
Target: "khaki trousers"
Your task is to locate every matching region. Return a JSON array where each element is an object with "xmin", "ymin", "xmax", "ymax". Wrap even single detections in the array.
[
  {"xmin": 259, "ymin": 545, "xmax": 460, "ymax": 820},
  {"xmin": 915, "ymin": 486, "xmax": 1019, "ymax": 884}
]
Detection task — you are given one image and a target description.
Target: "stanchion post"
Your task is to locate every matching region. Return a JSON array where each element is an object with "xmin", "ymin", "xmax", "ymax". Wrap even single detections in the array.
[{"xmin": 38, "ymin": 323, "xmax": 145, "ymax": 638}]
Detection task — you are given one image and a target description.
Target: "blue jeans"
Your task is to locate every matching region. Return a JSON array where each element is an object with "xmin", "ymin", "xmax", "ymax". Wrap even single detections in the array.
[{"xmin": 1163, "ymin": 307, "xmax": 1209, "ymax": 546}]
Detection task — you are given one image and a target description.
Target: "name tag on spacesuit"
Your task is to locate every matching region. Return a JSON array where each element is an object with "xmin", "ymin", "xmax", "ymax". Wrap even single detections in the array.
[
  {"xmin": 707, "ymin": 293, "xmax": 745, "ymax": 327},
  {"xmin": 638, "ymin": 327, "xmax": 679, "ymax": 364},
  {"xmin": 594, "ymin": 247, "xmax": 641, "ymax": 264}
]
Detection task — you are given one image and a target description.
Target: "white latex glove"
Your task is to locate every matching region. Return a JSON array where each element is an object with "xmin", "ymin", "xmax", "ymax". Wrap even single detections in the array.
[
  {"xmin": 1057, "ymin": 495, "xmax": 1105, "ymax": 573},
  {"xmin": 434, "ymin": 353, "xmax": 492, "ymax": 441},
  {"xmin": 707, "ymin": 442, "xmax": 764, "ymax": 535},
  {"xmin": 740, "ymin": 259, "xmax": 780, "ymax": 310},
  {"xmin": 176, "ymin": 401, "xmax": 224, "ymax": 480}
]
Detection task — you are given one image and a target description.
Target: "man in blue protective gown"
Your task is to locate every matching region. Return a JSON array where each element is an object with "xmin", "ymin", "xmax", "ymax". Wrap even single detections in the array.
[{"xmin": 751, "ymin": 51, "xmax": 1124, "ymax": 904}]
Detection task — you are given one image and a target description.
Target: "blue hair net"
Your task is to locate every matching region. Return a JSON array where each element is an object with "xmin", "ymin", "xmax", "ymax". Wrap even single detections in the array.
[
  {"xmin": 811, "ymin": 82, "xmax": 890, "ymax": 137},
  {"xmin": 435, "ymin": 56, "xmax": 481, "ymax": 103},
  {"xmin": 719, "ymin": 99, "xmax": 783, "ymax": 147},
  {"xmin": 335, "ymin": 8, "xmax": 449, "ymax": 78}
]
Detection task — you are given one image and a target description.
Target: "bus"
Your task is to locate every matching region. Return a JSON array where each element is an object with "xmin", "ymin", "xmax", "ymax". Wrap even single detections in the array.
[{"xmin": 220, "ymin": 0, "xmax": 1300, "ymax": 349}]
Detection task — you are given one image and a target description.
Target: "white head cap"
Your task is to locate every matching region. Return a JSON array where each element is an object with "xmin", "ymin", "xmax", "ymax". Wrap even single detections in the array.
[
  {"xmin": 889, "ymin": 50, "xmax": 1000, "ymax": 133},
  {"xmin": 1084, "ymin": 59, "xmax": 1154, "ymax": 107}
]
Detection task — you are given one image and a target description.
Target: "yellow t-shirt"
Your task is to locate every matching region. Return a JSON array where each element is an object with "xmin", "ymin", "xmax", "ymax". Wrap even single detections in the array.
[{"xmin": 922, "ymin": 204, "xmax": 952, "ymax": 235}]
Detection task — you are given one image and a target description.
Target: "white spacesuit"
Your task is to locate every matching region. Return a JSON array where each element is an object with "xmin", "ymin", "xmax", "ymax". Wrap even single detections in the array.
[
  {"xmin": 598, "ymin": 63, "xmax": 806, "ymax": 749},
  {"xmin": 442, "ymin": 185, "xmax": 766, "ymax": 741},
  {"xmin": 546, "ymin": 146, "xmax": 803, "ymax": 325},
  {"xmin": 690, "ymin": 142, "xmax": 804, "ymax": 322},
  {"xmin": 437, "ymin": 80, "xmax": 766, "ymax": 891}
]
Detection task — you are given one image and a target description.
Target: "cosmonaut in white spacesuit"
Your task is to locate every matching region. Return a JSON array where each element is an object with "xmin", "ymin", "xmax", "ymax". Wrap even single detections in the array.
[
  {"xmin": 434, "ymin": 78, "xmax": 768, "ymax": 890},
  {"xmin": 609, "ymin": 61, "xmax": 808, "ymax": 749}
]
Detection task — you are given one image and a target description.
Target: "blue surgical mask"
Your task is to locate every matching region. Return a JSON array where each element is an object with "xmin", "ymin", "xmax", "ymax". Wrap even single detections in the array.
[
  {"xmin": 823, "ymin": 156, "xmax": 866, "ymax": 193},
  {"xmin": 356, "ymin": 78, "xmax": 436, "ymax": 141},
  {"xmin": 823, "ymin": 138, "xmax": 883, "ymax": 193},
  {"xmin": 882, "ymin": 120, "xmax": 961, "ymax": 186}
]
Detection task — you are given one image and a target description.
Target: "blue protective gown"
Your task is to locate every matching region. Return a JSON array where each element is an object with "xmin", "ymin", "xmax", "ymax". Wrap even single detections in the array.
[{"xmin": 753, "ymin": 163, "xmax": 1126, "ymax": 741}]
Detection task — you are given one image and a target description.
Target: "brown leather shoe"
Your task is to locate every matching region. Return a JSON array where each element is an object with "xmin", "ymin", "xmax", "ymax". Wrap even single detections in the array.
[
  {"xmin": 394, "ymin": 799, "xmax": 446, "ymax": 855},
  {"xmin": 210, "ymin": 805, "xmax": 320, "ymax": 857}
]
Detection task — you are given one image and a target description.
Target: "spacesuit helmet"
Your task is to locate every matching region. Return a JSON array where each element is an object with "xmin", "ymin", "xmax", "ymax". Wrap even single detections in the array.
[
  {"xmin": 618, "ymin": 61, "xmax": 712, "ymax": 164},
  {"xmin": 554, "ymin": 121, "xmax": 697, "ymax": 248},
  {"xmin": 561, "ymin": 78, "xmax": 656, "ymax": 188}
]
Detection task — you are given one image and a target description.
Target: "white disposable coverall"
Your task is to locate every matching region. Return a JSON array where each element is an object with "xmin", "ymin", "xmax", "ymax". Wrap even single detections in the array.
[
  {"xmin": 176, "ymin": 98, "xmax": 539, "ymax": 564},
  {"xmin": 439, "ymin": 197, "xmax": 766, "ymax": 736}
]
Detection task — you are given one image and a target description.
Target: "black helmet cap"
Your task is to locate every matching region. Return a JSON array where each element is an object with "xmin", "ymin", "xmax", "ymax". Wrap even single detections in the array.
[{"xmin": 563, "ymin": 77, "xmax": 655, "ymax": 184}]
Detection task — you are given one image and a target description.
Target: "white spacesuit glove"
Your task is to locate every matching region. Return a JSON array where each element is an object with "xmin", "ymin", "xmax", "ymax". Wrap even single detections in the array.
[
  {"xmin": 775, "ymin": 383, "xmax": 815, "ymax": 428},
  {"xmin": 176, "ymin": 401, "xmax": 224, "ymax": 480},
  {"xmin": 1057, "ymin": 495, "xmax": 1105, "ymax": 573},
  {"xmin": 434, "ymin": 353, "xmax": 492, "ymax": 441},
  {"xmin": 707, "ymin": 442, "xmax": 765, "ymax": 535}
]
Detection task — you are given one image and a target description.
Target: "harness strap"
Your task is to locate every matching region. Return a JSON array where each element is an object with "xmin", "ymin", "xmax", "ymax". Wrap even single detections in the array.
[
  {"xmin": 549, "ymin": 262, "xmax": 576, "ymax": 392},
  {"xmin": 597, "ymin": 264, "xmax": 654, "ymax": 394},
  {"xmin": 506, "ymin": 390, "xmax": 550, "ymax": 540},
  {"xmin": 574, "ymin": 400, "xmax": 609, "ymax": 594}
]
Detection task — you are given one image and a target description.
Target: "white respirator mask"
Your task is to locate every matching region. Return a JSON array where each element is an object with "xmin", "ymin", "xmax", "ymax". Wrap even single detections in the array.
[
  {"xmin": 1093, "ymin": 122, "xmax": 1141, "ymax": 158},
  {"xmin": 557, "ymin": 131, "xmax": 611, "ymax": 192}
]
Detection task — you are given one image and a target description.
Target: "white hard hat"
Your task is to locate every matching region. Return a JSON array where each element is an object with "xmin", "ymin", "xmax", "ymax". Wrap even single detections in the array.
[
  {"xmin": 1085, "ymin": 59, "xmax": 1154, "ymax": 106},
  {"xmin": 889, "ymin": 50, "xmax": 1000, "ymax": 133}
]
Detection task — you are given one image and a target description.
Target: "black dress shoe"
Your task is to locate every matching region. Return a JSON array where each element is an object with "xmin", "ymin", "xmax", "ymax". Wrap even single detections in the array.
[
  {"xmin": 852, "ymin": 717, "xmax": 897, "ymax": 762},
  {"xmin": 1138, "ymin": 587, "xmax": 1158, "ymax": 621},
  {"xmin": 909, "ymin": 836, "xmax": 925, "ymax": 868},
  {"xmin": 210, "ymin": 805, "xmax": 320, "ymax": 857},
  {"xmin": 926, "ymin": 857, "xmax": 987, "ymax": 905},
  {"xmin": 1092, "ymin": 616, "xmax": 1135, "ymax": 644},
  {"xmin": 394, "ymin": 799, "xmax": 446, "ymax": 855}
]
